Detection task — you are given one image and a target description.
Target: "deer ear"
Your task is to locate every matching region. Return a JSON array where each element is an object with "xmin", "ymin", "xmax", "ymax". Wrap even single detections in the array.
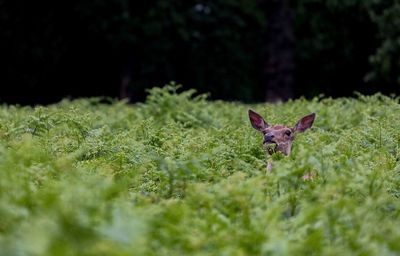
[
  {"xmin": 248, "ymin": 109, "xmax": 268, "ymax": 131},
  {"xmin": 294, "ymin": 113, "xmax": 316, "ymax": 133}
]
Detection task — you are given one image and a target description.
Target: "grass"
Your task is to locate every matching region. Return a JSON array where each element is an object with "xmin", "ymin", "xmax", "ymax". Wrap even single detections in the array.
[{"xmin": 0, "ymin": 84, "xmax": 400, "ymax": 255}]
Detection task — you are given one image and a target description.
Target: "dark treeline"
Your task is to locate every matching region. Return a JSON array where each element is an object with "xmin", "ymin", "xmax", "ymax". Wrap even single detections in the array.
[{"xmin": 1, "ymin": 0, "xmax": 399, "ymax": 105}]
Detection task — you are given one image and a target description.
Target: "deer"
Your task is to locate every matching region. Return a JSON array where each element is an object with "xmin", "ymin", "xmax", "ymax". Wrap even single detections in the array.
[{"xmin": 248, "ymin": 109, "xmax": 316, "ymax": 179}]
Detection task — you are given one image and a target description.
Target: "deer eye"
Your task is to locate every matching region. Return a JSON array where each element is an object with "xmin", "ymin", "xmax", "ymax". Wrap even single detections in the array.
[{"xmin": 285, "ymin": 130, "xmax": 292, "ymax": 136}]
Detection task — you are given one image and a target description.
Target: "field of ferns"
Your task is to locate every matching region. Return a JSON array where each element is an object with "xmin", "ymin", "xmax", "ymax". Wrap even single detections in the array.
[{"xmin": 1, "ymin": 84, "xmax": 400, "ymax": 255}]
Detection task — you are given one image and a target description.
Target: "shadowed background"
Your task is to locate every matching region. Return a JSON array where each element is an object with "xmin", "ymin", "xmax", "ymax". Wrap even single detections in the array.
[{"xmin": 1, "ymin": 0, "xmax": 399, "ymax": 105}]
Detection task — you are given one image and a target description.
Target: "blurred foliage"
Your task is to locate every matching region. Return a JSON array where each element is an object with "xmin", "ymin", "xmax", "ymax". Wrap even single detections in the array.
[
  {"xmin": 0, "ymin": 0, "xmax": 400, "ymax": 103},
  {"xmin": 0, "ymin": 0, "xmax": 266, "ymax": 103},
  {"xmin": 1, "ymin": 85, "xmax": 400, "ymax": 254},
  {"xmin": 292, "ymin": 0, "xmax": 379, "ymax": 96},
  {"xmin": 366, "ymin": 1, "xmax": 400, "ymax": 86},
  {"xmin": 294, "ymin": 0, "xmax": 400, "ymax": 95}
]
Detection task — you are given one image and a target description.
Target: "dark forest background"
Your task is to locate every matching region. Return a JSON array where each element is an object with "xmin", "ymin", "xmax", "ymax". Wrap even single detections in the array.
[{"xmin": 1, "ymin": 0, "xmax": 400, "ymax": 105}]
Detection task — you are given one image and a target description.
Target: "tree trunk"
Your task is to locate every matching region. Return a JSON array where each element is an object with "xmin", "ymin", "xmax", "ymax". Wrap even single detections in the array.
[{"xmin": 261, "ymin": 0, "xmax": 295, "ymax": 102}]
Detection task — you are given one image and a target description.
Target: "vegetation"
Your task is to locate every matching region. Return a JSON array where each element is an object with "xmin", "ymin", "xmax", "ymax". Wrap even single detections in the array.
[
  {"xmin": 2, "ymin": 1, "xmax": 400, "ymax": 103},
  {"xmin": 1, "ymin": 85, "xmax": 400, "ymax": 255}
]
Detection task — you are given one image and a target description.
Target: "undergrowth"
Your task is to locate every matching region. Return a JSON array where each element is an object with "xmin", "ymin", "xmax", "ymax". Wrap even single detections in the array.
[{"xmin": 1, "ymin": 84, "xmax": 400, "ymax": 255}]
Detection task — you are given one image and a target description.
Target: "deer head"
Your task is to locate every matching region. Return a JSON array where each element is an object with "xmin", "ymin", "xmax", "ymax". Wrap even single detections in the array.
[{"xmin": 248, "ymin": 110, "xmax": 316, "ymax": 156}]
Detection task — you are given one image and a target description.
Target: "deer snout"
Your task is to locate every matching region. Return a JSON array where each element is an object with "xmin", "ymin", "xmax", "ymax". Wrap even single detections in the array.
[{"xmin": 263, "ymin": 134, "xmax": 275, "ymax": 144}]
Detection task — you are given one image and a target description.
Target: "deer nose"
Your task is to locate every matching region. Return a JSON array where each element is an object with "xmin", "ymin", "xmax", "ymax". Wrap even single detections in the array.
[{"xmin": 264, "ymin": 134, "xmax": 275, "ymax": 143}]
